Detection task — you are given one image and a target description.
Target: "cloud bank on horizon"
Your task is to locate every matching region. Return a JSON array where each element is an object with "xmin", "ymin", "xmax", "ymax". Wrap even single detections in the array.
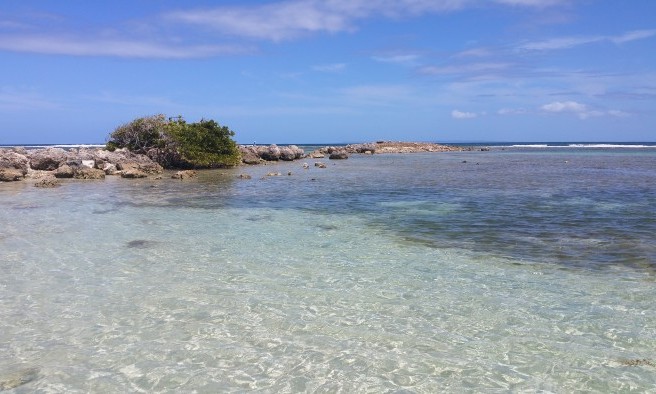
[{"xmin": 0, "ymin": 0, "xmax": 654, "ymax": 143}]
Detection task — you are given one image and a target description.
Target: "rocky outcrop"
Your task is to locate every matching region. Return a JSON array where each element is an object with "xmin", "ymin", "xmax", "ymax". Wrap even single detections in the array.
[
  {"xmin": 54, "ymin": 164, "xmax": 75, "ymax": 178},
  {"xmin": 238, "ymin": 144, "xmax": 305, "ymax": 164},
  {"xmin": 0, "ymin": 146, "xmax": 166, "ymax": 182},
  {"xmin": 238, "ymin": 146, "xmax": 262, "ymax": 165},
  {"xmin": 28, "ymin": 147, "xmax": 67, "ymax": 170},
  {"xmin": 279, "ymin": 145, "xmax": 304, "ymax": 161},
  {"xmin": 329, "ymin": 151, "xmax": 348, "ymax": 160},
  {"xmin": 73, "ymin": 167, "xmax": 105, "ymax": 180},
  {"xmin": 0, "ymin": 149, "xmax": 29, "ymax": 181},
  {"xmin": 307, "ymin": 141, "xmax": 463, "ymax": 157}
]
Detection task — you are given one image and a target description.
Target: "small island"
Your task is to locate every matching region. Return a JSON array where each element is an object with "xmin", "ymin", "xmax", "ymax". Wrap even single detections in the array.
[{"xmin": 0, "ymin": 114, "xmax": 464, "ymax": 186}]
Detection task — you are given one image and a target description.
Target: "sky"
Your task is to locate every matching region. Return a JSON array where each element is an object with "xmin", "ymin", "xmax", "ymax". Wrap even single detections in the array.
[{"xmin": 0, "ymin": 0, "xmax": 655, "ymax": 144}]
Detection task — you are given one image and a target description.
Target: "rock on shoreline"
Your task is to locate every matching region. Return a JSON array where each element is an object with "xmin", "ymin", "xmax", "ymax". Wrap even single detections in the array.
[
  {"xmin": 0, "ymin": 141, "xmax": 464, "ymax": 183},
  {"xmin": 0, "ymin": 146, "xmax": 164, "ymax": 182},
  {"xmin": 307, "ymin": 141, "xmax": 463, "ymax": 158}
]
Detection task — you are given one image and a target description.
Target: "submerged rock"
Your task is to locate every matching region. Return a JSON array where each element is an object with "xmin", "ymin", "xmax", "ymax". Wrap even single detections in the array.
[
  {"xmin": 126, "ymin": 239, "xmax": 158, "ymax": 249},
  {"xmin": 34, "ymin": 178, "xmax": 61, "ymax": 188},
  {"xmin": 172, "ymin": 170, "xmax": 197, "ymax": 179},
  {"xmin": 0, "ymin": 366, "xmax": 40, "ymax": 390}
]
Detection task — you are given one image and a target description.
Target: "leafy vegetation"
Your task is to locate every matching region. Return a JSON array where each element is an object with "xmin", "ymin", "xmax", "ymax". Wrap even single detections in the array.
[{"xmin": 106, "ymin": 115, "xmax": 241, "ymax": 168}]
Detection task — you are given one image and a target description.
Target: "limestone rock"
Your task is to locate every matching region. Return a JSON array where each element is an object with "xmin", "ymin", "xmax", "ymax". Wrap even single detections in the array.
[
  {"xmin": 120, "ymin": 170, "xmax": 148, "ymax": 179},
  {"xmin": 306, "ymin": 151, "xmax": 325, "ymax": 159},
  {"xmin": 73, "ymin": 167, "xmax": 105, "ymax": 180},
  {"xmin": 239, "ymin": 146, "xmax": 262, "ymax": 165},
  {"xmin": 28, "ymin": 147, "xmax": 67, "ymax": 170},
  {"xmin": 102, "ymin": 162, "xmax": 118, "ymax": 175},
  {"xmin": 279, "ymin": 145, "xmax": 304, "ymax": 161},
  {"xmin": 257, "ymin": 145, "xmax": 282, "ymax": 161},
  {"xmin": 0, "ymin": 168, "xmax": 25, "ymax": 182},
  {"xmin": 54, "ymin": 164, "xmax": 75, "ymax": 178},
  {"xmin": 34, "ymin": 178, "xmax": 61, "ymax": 188},
  {"xmin": 172, "ymin": 170, "xmax": 197, "ymax": 179},
  {"xmin": 0, "ymin": 149, "xmax": 29, "ymax": 181},
  {"xmin": 329, "ymin": 151, "xmax": 348, "ymax": 160}
]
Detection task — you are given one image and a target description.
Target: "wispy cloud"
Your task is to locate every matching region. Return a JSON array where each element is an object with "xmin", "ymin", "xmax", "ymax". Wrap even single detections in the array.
[
  {"xmin": 540, "ymin": 100, "xmax": 629, "ymax": 119},
  {"xmin": 419, "ymin": 62, "xmax": 513, "ymax": 76},
  {"xmin": 451, "ymin": 109, "xmax": 478, "ymax": 119},
  {"xmin": 495, "ymin": 0, "xmax": 566, "ymax": 6},
  {"xmin": 518, "ymin": 29, "xmax": 656, "ymax": 51},
  {"xmin": 0, "ymin": 34, "xmax": 250, "ymax": 58},
  {"xmin": 0, "ymin": 87, "xmax": 60, "ymax": 111},
  {"xmin": 312, "ymin": 63, "xmax": 347, "ymax": 72},
  {"xmin": 0, "ymin": 0, "xmax": 572, "ymax": 59},
  {"xmin": 166, "ymin": 0, "xmax": 566, "ymax": 41},
  {"xmin": 611, "ymin": 29, "xmax": 656, "ymax": 44},
  {"xmin": 372, "ymin": 54, "xmax": 421, "ymax": 66}
]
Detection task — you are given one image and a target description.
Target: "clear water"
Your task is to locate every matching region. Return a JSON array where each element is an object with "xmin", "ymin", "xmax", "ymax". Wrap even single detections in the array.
[{"xmin": 1, "ymin": 148, "xmax": 656, "ymax": 392}]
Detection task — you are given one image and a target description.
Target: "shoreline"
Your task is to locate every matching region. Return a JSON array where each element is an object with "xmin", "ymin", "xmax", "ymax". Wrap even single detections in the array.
[{"xmin": 0, "ymin": 141, "xmax": 465, "ymax": 186}]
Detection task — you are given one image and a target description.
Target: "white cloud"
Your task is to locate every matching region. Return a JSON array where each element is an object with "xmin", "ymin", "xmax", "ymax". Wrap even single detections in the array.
[
  {"xmin": 495, "ymin": 0, "xmax": 567, "ymax": 6},
  {"xmin": 453, "ymin": 48, "xmax": 492, "ymax": 58},
  {"xmin": 540, "ymin": 101, "xmax": 630, "ymax": 120},
  {"xmin": 0, "ymin": 34, "xmax": 250, "ymax": 58},
  {"xmin": 312, "ymin": 63, "xmax": 346, "ymax": 72},
  {"xmin": 420, "ymin": 62, "xmax": 512, "ymax": 75},
  {"xmin": 541, "ymin": 100, "xmax": 587, "ymax": 113},
  {"xmin": 451, "ymin": 109, "xmax": 478, "ymax": 119},
  {"xmin": 518, "ymin": 29, "xmax": 656, "ymax": 51},
  {"xmin": 611, "ymin": 29, "xmax": 656, "ymax": 44},
  {"xmin": 167, "ymin": 0, "xmax": 566, "ymax": 41}
]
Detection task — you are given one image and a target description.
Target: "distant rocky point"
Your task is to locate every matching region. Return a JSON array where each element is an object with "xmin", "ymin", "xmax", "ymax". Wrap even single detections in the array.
[
  {"xmin": 0, "ymin": 141, "xmax": 464, "ymax": 183},
  {"xmin": 307, "ymin": 141, "xmax": 464, "ymax": 158}
]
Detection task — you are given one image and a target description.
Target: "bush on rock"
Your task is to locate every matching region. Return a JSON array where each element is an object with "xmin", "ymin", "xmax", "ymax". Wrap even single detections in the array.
[{"xmin": 106, "ymin": 115, "xmax": 240, "ymax": 169}]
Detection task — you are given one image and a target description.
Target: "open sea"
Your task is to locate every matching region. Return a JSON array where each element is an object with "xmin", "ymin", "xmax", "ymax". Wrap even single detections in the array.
[{"xmin": 1, "ymin": 144, "xmax": 655, "ymax": 392}]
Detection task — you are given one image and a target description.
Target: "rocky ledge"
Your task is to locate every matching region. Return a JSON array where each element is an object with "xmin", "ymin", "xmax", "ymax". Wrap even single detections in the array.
[
  {"xmin": 0, "ymin": 146, "xmax": 164, "ymax": 183},
  {"xmin": 307, "ymin": 141, "xmax": 463, "ymax": 158},
  {"xmin": 0, "ymin": 141, "xmax": 463, "ymax": 184},
  {"xmin": 0, "ymin": 144, "xmax": 308, "ymax": 183}
]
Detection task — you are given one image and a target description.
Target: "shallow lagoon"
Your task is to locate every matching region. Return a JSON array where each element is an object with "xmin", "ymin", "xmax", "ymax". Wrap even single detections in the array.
[{"xmin": 1, "ymin": 148, "xmax": 655, "ymax": 392}]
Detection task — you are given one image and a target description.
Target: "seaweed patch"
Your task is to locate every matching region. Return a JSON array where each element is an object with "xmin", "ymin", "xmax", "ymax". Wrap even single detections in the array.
[
  {"xmin": 126, "ymin": 239, "xmax": 157, "ymax": 249},
  {"xmin": 618, "ymin": 358, "xmax": 656, "ymax": 367}
]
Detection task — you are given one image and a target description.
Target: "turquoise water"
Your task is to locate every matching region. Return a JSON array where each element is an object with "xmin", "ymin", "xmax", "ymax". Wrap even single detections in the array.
[{"xmin": 1, "ymin": 148, "xmax": 655, "ymax": 392}]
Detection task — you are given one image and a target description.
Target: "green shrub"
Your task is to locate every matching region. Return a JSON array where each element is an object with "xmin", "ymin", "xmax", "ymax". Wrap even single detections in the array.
[
  {"xmin": 106, "ymin": 115, "xmax": 241, "ymax": 168},
  {"xmin": 106, "ymin": 114, "xmax": 167, "ymax": 154},
  {"xmin": 166, "ymin": 118, "xmax": 241, "ymax": 168}
]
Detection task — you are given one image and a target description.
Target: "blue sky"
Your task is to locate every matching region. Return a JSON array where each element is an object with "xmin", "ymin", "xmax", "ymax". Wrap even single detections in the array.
[{"xmin": 0, "ymin": 0, "xmax": 655, "ymax": 144}]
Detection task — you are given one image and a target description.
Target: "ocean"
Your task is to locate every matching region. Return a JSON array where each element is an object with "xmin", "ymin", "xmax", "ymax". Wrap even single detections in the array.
[{"xmin": 1, "ymin": 144, "xmax": 655, "ymax": 392}]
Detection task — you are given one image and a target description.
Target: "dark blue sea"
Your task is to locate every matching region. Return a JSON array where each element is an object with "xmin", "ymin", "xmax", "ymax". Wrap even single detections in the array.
[{"xmin": 1, "ymin": 143, "xmax": 655, "ymax": 391}]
